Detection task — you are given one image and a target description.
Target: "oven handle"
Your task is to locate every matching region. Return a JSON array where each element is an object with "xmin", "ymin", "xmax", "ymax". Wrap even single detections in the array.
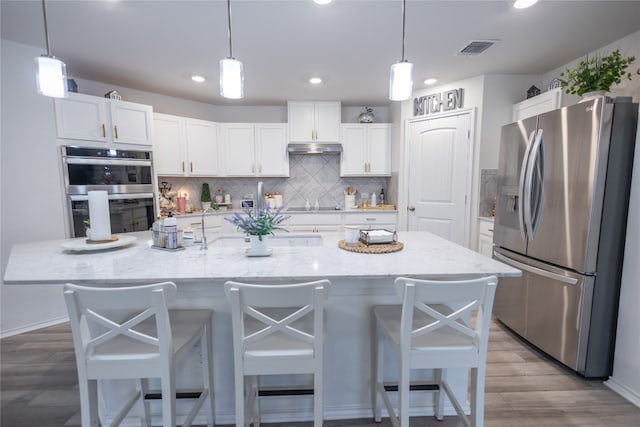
[
  {"xmin": 65, "ymin": 158, "xmax": 152, "ymax": 167},
  {"xmin": 69, "ymin": 193, "xmax": 154, "ymax": 201}
]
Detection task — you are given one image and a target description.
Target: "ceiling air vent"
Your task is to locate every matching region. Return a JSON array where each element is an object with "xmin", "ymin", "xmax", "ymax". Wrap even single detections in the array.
[{"xmin": 457, "ymin": 40, "xmax": 498, "ymax": 56}]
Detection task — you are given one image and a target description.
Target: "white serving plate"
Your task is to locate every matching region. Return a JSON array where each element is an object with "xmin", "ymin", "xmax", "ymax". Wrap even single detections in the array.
[{"xmin": 61, "ymin": 235, "xmax": 137, "ymax": 252}]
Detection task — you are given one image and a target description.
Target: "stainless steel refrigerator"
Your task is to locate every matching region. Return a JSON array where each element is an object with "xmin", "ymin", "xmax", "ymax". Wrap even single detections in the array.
[{"xmin": 492, "ymin": 96, "xmax": 638, "ymax": 378}]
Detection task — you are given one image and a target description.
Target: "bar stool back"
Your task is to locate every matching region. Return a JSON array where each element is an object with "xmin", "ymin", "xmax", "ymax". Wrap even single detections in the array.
[
  {"xmin": 63, "ymin": 282, "xmax": 215, "ymax": 427},
  {"xmin": 373, "ymin": 276, "xmax": 497, "ymax": 427},
  {"xmin": 224, "ymin": 279, "xmax": 331, "ymax": 427}
]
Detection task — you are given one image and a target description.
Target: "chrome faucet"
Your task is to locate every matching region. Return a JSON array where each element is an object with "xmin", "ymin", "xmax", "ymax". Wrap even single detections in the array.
[
  {"xmin": 256, "ymin": 181, "xmax": 264, "ymax": 214},
  {"xmin": 200, "ymin": 211, "xmax": 208, "ymax": 250}
]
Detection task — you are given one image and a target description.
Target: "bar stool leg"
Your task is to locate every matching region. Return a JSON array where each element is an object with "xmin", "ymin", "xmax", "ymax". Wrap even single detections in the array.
[
  {"xmin": 373, "ymin": 322, "xmax": 383, "ymax": 423},
  {"xmin": 434, "ymin": 368, "xmax": 445, "ymax": 421}
]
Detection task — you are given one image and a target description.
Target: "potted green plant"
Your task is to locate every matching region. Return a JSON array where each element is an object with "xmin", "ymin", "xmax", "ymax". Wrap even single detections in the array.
[
  {"xmin": 561, "ymin": 49, "xmax": 640, "ymax": 97},
  {"xmin": 201, "ymin": 183, "xmax": 212, "ymax": 211},
  {"xmin": 225, "ymin": 206, "xmax": 290, "ymax": 256}
]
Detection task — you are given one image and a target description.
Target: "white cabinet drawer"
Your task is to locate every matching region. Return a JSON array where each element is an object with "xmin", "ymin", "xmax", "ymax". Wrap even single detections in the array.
[
  {"xmin": 345, "ymin": 212, "xmax": 397, "ymax": 229},
  {"xmin": 478, "ymin": 218, "xmax": 494, "ymax": 236}
]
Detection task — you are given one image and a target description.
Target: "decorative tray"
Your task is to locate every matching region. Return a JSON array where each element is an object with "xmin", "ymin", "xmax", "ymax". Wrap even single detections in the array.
[
  {"xmin": 151, "ymin": 245, "xmax": 185, "ymax": 252},
  {"xmin": 61, "ymin": 235, "xmax": 137, "ymax": 252},
  {"xmin": 359, "ymin": 229, "xmax": 397, "ymax": 245},
  {"xmin": 338, "ymin": 240, "xmax": 403, "ymax": 254}
]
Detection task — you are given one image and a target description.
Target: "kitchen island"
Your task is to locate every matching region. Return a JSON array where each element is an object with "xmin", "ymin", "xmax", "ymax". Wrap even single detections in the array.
[{"xmin": 4, "ymin": 231, "xmax": 519, "ymax": 425}]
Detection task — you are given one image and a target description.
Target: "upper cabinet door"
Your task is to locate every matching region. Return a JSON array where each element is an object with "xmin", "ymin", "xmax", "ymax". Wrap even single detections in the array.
[
  {"xmin": 109, "ymin": 100, "xmax": 154, "ymax": 146},
  {"xmin": 221, "ymin": 123, "xmax": 255, "ymax": 176},
  {"xmin": 288, "ymin": 102, "xmax": 316, "ymax": 142},
  {"xmin": 186, "ymin": 119, "xmax": 219, "ymax": 176},
  {"xmin": 153, "ymin": 113, "xmax": 187, "ymax": 176},
  {"xmin": 55, "ymin": 93, "xmax": 109, "ymax": 142},
  {"xmin": 367, "ymin": 124, "xmax": 392, "ymax": 175},
  {"xmin": 314, "ymin": 101, "xmax": 341, "ymax": 142},
  {"xmin": 255, "ymin": 124, "xmax": 289, "ymax": 177},
  {"xmin": 340, "ymin": 125, "xmax": 368, "ymax": 175}
]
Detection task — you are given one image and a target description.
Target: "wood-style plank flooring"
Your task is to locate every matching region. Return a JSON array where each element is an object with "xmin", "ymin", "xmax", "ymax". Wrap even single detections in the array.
[{"xmin": 2, "ymin": 319, "xmax": 639, "ymax": 426}]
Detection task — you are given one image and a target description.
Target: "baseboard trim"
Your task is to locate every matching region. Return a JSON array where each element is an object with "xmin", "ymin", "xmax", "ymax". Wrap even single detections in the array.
[
  {"xmin": 604, "ymin": 376, "xmax": 640, "ymax": 408},
  {"xmin": 0, "ymin": 316, "xmax": 68, "ymax": 339}
]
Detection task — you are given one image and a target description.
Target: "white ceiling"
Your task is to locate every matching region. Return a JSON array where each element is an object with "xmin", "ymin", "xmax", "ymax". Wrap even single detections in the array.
[{"xmin": 2, "ymin": 0, "xmax": 639, "ymax": 107}]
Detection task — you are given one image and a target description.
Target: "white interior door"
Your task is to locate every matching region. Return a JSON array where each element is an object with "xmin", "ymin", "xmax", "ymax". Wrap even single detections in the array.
[{"xmin": 407, "ymin": 113, "xmax": 472, "ymax": 246}]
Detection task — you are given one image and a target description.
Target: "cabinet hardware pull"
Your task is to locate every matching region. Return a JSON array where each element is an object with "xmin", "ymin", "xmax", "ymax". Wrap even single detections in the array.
[
  {"xmin": 251, "ymin": 164, "xmax": 255, "ymax": 173},
  {"xmin": 114, "ymin": 125, "xmax": 118, "ymax": 139},
  {"xmin": 366, "ymin": 218, "xmax": 376, "ymax": 221},
  {"xmin": 259, "ymin": 164, "xmax": 262, "ymax": 173},
  {"xmin": 182, "ymin": 161, "xmax": 185, "ymax": 172},
  {"xmin": 488, "ymin": 228, "xmax": 494, "ymax": 232},
  {"xmin": 190, "ymin": 222, "xmax": 202, "ymax": 226},
  {"xmin": 102, "ymin": 124, "xmax": 106, "ymax": 138},
  {"xmin": 190, "ymin": 162, "xmax": 193, "ymax": 172}
]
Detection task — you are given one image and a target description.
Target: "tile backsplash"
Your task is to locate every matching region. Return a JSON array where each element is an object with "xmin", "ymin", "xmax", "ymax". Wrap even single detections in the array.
[
  {"xmin": 159, "ymin": 154, "xmax": 389, "ymax": 211},
  {"xmin": 479, "ymin": 169, "xmax": 497, "ymax": 217}
]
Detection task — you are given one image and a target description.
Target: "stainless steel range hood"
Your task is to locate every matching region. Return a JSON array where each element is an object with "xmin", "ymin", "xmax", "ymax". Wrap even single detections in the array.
[{"xmin": 287, "ymin": 143, "xmax": 342, "ymax": 154}]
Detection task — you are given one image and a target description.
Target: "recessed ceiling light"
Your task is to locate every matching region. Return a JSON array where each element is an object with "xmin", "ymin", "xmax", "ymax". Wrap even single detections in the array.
[
  {"xmin": 313, "ymin": 0, "xmax": 332, "ymax": 5},
  {"xmin": 309, "ymin": 77, "xmax": 322, "ymax": 84},
  {"xmin": 513, "ymin": 0, "xmax": 538, "ymax": 9},
  {"xmin": 424, "ymin": 78, "xmax": 438, "ymax": 85},
  {"xmin": 191, "ymin": 75, "xmax": 206, "ymax": 83}
]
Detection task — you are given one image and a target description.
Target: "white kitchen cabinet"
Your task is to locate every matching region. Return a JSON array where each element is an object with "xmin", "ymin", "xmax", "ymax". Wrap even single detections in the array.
[
  {"xmin": 55, "ymin": 92, "xmax": 153, "ymax": 146},
  {"xmin": 344, "ymin": 211, "xmax": 397, "ymax": 231},
  {"xmin": 288, "ymin": 101, "xmax": 341, "ymax": 143},
  {"xmin": 154, "ymin": 114, "xmax": 219, "ymax": 176},
  {"xmin": 477, "ymin": 217, "xmax": 494, "ymax": 257},
  {"xmin": 340, "ymin": 124, "xmax": 391, "ymax": 176},
  {"xmin": 220, "ymin": 123, "xmax": 289, "ymax": 177},
  {"xmin": 512, "ymin": 88, "xmax": 567, "ymax": 122}
]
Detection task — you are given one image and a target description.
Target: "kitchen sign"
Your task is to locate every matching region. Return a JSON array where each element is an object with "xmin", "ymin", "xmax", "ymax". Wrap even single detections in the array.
[{"xmin": 414, "ymin": 88, "xmax": 464, "ymax": 116}]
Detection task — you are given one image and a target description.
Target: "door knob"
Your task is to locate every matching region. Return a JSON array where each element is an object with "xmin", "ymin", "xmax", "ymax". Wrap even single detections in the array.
[{"xmin": 408, "ymin": 206, "xmax": 416, "ymax": 212}]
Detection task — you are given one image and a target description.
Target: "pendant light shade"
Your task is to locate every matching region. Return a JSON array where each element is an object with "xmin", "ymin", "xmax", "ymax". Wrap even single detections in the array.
[
  {"xmin": 220, "ymin": 57, "xmax": 244, "ymax": 99},
  {"xmin": 389, "ymin": 0, "xmax": 412, "ymax": 101},
  {"xmin": 35, "ymin": 0, "xmax": 67, "ymax": 98},
  {"xmin": 220, "ymin": 0, "xmax": 244, "ymax": 99},
  {"xmin": 389, "ymin": 60, "xmax": 413, "ymax": 101},
  {"xmin": 36, "ymin": 55, "xmax": 67, "ymax": 98}
]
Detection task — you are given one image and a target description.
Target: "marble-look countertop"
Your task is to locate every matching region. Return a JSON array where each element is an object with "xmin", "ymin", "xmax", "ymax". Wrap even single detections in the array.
[{"xmin": 4, "ymin": 231, "xmax": 519, "ymax": 285}]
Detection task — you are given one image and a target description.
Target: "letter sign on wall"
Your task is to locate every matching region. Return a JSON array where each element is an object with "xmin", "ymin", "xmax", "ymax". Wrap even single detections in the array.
[{"xmin": 413, "ymin": 88, "xmax": 465, "ymax": 116}]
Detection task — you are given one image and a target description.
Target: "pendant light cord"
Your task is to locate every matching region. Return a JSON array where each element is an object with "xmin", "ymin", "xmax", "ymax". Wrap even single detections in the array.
[
  {"xmin": 41, "ymin": 0, "xmax": 52, "ymax": 56},
  {"xmin": 226, "ymin": 0, "xmax": 233, "ymax": 58},
  {"xmin": 400, "ymin": 0, "xmax": 406, "ymax": 61}
]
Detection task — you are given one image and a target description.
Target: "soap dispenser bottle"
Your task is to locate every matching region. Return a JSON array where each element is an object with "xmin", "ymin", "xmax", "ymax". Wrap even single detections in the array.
[{"xmin": 379, "ymin": 188, "xmax": 385, "ymax": 205}]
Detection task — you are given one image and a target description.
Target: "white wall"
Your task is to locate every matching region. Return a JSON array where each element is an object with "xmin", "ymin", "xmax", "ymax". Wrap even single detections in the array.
[{"xmin": 1, "ymin": 40, "xmax": 68, "ymax": 337}]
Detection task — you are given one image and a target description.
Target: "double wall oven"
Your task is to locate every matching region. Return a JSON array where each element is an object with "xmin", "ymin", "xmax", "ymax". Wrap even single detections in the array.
[{"xmin": 62, "ymin": 146, "xmax": 156, "ymax": 237}]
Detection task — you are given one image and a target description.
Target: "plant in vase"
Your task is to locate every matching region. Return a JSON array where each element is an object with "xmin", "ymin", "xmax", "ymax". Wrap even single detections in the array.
[
  {"xmin": 560, "ymin": 49, "xmax": 640, "ymax": 97},
  {"xmin": 201, "ymin": 183, "xmax": 212, "ymax": 212},
  {"xmin": 225, "ymin": 206, "xmax": 290, "ymax": 256}
]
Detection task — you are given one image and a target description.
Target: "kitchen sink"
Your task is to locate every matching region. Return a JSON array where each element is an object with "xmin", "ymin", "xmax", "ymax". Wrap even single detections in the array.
[
  {"xmin": 212, "ymin": 234, "xmax": 323, "ymax": 247},
  {"xmin": 286, "ymin": 206, "xmax": 341, "ymax": 212}
]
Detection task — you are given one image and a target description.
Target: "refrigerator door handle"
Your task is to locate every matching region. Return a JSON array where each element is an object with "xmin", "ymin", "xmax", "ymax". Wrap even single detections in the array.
[
  {"xmin": 494, "ymin": 251, "xmax": 579, "ymax": 285},
  {"xmin": 518, "ymin": 130, "xmax": 537, "ymax": 241},
  {"xmin": 524, "ymin": 129, "xmax": 544, "ymax": 239}
]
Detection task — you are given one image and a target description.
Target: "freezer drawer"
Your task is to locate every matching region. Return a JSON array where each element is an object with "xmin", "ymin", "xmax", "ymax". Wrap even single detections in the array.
[{"xmin": 493, "ymin": 249, "xmax": 594, "ymax": 374}]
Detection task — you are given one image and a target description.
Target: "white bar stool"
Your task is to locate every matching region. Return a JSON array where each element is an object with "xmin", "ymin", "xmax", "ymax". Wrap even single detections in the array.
[
  {"xmin": 373, "ymin": 276, "xmax": 497, "ymax": 427},
  {"xmin": 224, "ymin": 279, "xmax": 331, "ymax": 427},
  {"xmin": 63, "ymin": 281, "xmax": 215, "ymax": 427}
]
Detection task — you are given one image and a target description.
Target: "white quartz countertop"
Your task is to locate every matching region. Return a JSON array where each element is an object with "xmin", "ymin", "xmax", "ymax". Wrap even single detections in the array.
[{"xmin": 4, "ymin": 231, "xmax": 519, "ymax": 285}]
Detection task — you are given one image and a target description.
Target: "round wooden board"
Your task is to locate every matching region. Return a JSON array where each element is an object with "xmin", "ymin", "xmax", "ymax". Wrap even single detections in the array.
[{"xmin": 338, "ymin": 239, "xmax": 404, "ymax": 254}]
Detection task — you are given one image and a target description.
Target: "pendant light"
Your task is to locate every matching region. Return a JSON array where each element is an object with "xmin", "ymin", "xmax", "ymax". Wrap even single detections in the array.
[
  {"xmin": 220, "ymin": 0, "xmax": 244, "ymax": 99},
  {"xmin": 389, "ymin": 0, "xmax": 413, "ymax": 101},
  {"xmin": 35, "ymin": 0, "xmax": 67, "ymax": 98}
]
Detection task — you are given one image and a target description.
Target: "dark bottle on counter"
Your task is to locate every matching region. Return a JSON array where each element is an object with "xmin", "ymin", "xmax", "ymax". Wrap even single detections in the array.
[{"xmin": 379, "ymin": 188, "xmax": 385, "ymax": 205}]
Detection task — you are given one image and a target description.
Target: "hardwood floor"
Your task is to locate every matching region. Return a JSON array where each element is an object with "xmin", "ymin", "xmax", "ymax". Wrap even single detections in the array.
[{"xmin": 2, "ymin": 319, "xmax": 639, "ymax": 426}]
